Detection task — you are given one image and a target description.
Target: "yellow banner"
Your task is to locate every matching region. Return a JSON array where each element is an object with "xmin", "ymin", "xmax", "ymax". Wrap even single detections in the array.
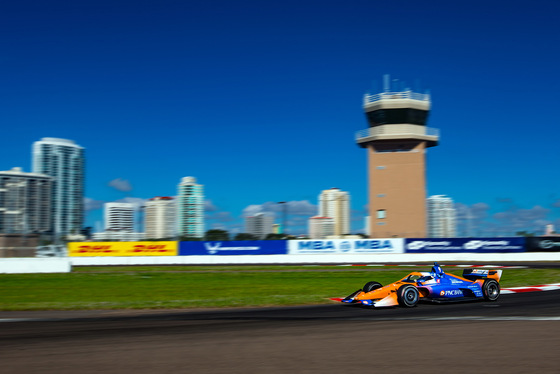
[{"xmin": 68, "ymin": 241, "xmax": 178, "ymax": 257}]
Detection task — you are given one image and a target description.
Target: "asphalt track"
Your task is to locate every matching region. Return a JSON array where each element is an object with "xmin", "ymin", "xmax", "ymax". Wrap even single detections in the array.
[{"xmin": 2, "ymin": 290, "xmax": 560, "ymax": 374}]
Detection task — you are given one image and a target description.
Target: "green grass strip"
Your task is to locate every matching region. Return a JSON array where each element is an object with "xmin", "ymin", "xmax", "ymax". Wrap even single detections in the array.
[{"xmin": 1, "ymin": 266, "xmax": 559, "ymax": 311}]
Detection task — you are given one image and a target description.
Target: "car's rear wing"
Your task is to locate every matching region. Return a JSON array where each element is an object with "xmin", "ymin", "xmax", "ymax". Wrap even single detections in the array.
[{"xmin": 462, "ymin": 269, "xmax": 502, "ymax": 282}]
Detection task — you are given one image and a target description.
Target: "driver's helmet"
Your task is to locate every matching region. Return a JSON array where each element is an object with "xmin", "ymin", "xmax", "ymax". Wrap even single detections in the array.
[{"xmin": 431, "ymin": 263, "xmax": 445, "ymax": 278}]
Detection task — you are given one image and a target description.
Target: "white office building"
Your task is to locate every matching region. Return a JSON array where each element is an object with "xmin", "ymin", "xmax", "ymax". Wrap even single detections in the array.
[
  {"xmin": 91, "ymin": 231, "xmax": 145, "ymax": 241},
  {"xmin": 32, "ymin": 137, "xmax": 84, "ymax": 237},
  {"xmin": 319, "ymin": 188, "xmax": 350, "ymax": 236},
  {"xmin": 245, "ymin": 212, "xmax": 274, "ymax": 239},
  {"xmin": 308, "ymin": 216, "xmax": 335, "ymax": 239},
  {"xmin": 427, "ymin": 195, "xmax": 457, "ymax": 238},
  {"xmin": 177, "ymin": 176, "xmax": 204, "ymax": 238},
  {"xmin": 364, "ymin": 216, "xmax": 371, "ymax": 237},
  {"xmin": 145, "ymin": 196, "xmax": 175, "ymax": 239},
  {"xmin": 105, "ymin": 202, "xmax": 135, "ymax": 232},
  {"xmin": 0, "ymin": 167, "xmax": 53, "ymax": 234}
]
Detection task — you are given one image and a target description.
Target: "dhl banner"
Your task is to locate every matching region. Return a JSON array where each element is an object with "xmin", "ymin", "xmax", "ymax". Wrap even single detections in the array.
[{"xmin": 68, "ymin": 241, "xmax": 178, "ymax": 257}]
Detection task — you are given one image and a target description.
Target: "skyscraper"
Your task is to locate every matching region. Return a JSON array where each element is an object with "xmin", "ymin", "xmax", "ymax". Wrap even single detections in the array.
[
  {"xmin": 104, "ymin": 202, "xmax": 135, "ymax": 232},
  {"xmin": 308, "ymin": 216, "xmax": 335, "ymax": 239},
  {"xmin": 427, "ymin": 195, "xmax": 457, "ymax": 238},
  {"xmin": 245, "ymin": 212, "xmax": 274, "ymax": 239},
  {"xmin": 0, "ymin": 167, "xmax": 53, "ymax": 234},
  {"xmin": 145, "ymin": 196, "xmax": 175, "ymax": 239},
  {"xmin": 32, "ymin": 137, "xmax": 85, "ymax": 237},
  {"xmin": 318, "ymin": 188, "xmax": 350, "ymax": 236},
  {"xmin": 177, "ymin": 176, "xmax": 204, "ymax": 239},
  {"xmin": 356, "ymin": 77, "xmax": 439, "ymax": 238}
]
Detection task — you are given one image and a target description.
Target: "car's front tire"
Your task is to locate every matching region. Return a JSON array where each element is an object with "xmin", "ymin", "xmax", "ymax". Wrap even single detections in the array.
[
  {"xmin": 397, "ymin": 284, "xmax": 419, "ymax": 307},
  {"xmin": 363, "ymin": 281, "xmax": 383, "ymax": 293},
  {"xmin": 482, "ymin": 279, "xmax": 500, "ymax": 301}
]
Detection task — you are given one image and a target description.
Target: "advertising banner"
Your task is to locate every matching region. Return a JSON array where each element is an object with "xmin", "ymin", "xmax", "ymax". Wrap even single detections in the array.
[
  {"xmin": 179, "ymin": 240, "xmax": 288, "ymax": 256},
  {"xmin": 405, "ymin": 238, "xmax": 525, "ymax": 253},
  {"xmin": 525, "ymin": 237, "xmax": 560, "ymax": 252},
  {"xmin": 68, "ymin": 241, "xmax": 178, "ymax": 257},
  {"xmin": 288, "ymin": 239, "xmax": 404, "ymax": 254}
]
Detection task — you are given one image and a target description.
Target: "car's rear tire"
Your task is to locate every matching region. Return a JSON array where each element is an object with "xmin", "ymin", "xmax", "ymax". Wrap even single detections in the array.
[
  {"xmin": 397, "ymin": 285, "xmax": 419, "ymax": 307},
  {"xmin": 482, "ymin": 279, "xmax": 500, "ymax": 301},
  {"xmin": 363, "ymin": 281, "xmax": 383, "ymax": 293}
]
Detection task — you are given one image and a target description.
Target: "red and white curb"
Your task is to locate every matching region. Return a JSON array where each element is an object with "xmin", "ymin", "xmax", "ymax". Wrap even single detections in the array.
[
  {"xmin": 327, "ymin": 264, "xmax": 529, "ymax": 269},
  {"xmin": 501, "ymin": 283, "xmax": 560, "ymax": 294}
]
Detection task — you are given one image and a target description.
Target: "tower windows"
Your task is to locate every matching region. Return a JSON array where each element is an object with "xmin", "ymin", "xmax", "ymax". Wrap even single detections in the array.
[{"xmin": 366, "ymin": 108, "xmax": 428, "ymax": 127}]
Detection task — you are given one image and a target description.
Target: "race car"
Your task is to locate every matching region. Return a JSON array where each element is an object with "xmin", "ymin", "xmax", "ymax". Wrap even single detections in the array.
[{"xmin": 341, "ymin": 263, "xmax": 501, "ymax": 308}]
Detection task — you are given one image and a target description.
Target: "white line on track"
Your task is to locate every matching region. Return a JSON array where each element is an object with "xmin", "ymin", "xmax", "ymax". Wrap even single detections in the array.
[
  {"xmin": 342, "ymin": 316, "xmax": 560, "ymax": 321},
  {"xmin": 0, "ymin": 318, "xmax": 49, "ymax": 323}
]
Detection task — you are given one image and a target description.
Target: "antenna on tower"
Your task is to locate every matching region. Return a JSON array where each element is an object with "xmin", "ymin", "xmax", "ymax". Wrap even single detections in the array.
[{"xmin": 383, "ymin": 74, "xmax": 390, "ymax": 92}]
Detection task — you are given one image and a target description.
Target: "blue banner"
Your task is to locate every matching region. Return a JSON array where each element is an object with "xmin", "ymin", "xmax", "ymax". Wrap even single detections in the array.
[
  {"xmin": 405, "ymin": 238, "xmax": 526, "ymax": 253},
  {"xmin": 526, "ymin": 237, "xmax": 560, "ymax": 252},
  {"xmin": 179, "ymin": 240, "xmax": 288, "ymax": 256}
]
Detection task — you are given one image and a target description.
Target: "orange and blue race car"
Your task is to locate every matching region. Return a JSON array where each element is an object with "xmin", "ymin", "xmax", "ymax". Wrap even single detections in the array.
[{"xmin": 341, "ymin": 263, "xmax": 501, "ymax": 307}]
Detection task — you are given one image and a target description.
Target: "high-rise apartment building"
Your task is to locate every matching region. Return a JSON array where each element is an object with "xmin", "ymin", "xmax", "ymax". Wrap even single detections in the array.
[
  {"xmin": 308, "ymin": 216, "xmax": 335, "ymax": 239},
  {"xmin": 177, "ymin": 176, "xmax": 204, "ymax": 238},
  {"xmin": 0, "ymin": 167, "xmax": 53, "ymax": 234},
  {"xmin": 104, "ymin": 202, "xmax": 135, "ymax": 232},
  {"xmin": 427, "ymin": 195, "xmax": 457, "ymax": 238},
  {"xmin": 245, "ymin": 212, "xmax": 273, "ymax": 239},
  {"xmin": 319, "ymin": 188, "xmax": 350, "ymax": 236},
  {"xmin": 32, "ymin": 137, "xmax": 85, "ymax": 237},
  {"xmin": 145, "ymin": 196, "xmax": 175, "ymax": 239},
  {"xmin": 356, "ymin": 77, "xmax": 439, "ymax": 237}
]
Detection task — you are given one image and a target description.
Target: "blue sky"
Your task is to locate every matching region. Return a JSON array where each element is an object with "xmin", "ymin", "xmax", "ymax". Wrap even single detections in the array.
[{"xmin": 2, "ymin": 0, "xmax": 559, "ymax": 236}]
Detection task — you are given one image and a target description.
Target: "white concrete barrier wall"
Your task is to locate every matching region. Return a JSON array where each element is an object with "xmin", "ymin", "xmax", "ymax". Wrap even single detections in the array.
[
  {"xmin": 69, "ymin": 252, "xmax": 560, "ymax": 266},
  {"xmin": 0, "ymin": 258, "xmax": 72, "ymax": 273},
  {"xmin": 3, "ymin": 253, "xmax": 560, "ymax": 272}
]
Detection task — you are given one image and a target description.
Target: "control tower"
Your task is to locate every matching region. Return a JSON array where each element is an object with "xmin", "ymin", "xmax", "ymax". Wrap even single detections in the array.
[{"xmin": 356, "ymin": 80, "xmax": 439, "ymax": 238}]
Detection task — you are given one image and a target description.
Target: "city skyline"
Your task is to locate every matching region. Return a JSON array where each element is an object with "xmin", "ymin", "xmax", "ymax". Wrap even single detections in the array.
[{"xmin": 2, "ymin": 1, "xmax": 560, "ymax": 237}]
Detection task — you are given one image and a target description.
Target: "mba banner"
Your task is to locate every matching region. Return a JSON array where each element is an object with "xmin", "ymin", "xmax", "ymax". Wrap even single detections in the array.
[
  {"xmin": 405, "ymin": 238, "xmax": 525, "ymax": 253},
  {"xmin": 288, "ymin": 239, "xmax": 404, "ymax": 254},
  {"xmin": 179, "ymin": 240, "xmax": 287, "ymax": 256},
  {"xmin": 68, "ymin": 241, "xmax": 178, "ymax": 257}
]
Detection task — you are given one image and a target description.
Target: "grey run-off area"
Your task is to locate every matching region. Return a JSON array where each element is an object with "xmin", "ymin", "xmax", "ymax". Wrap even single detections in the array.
[{"xmin": 1, "ymin": 290, "xmax": 560, "ymax": 373}]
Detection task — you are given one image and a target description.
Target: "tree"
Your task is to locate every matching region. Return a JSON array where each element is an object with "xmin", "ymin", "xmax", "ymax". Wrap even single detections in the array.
[
  {"xmin": 515, "ymin": 231, "xmax": 535, "ymax": 237},
  {"xmin": 264, "ymin": 233, "xmax": 287, "ymax": 240},
  {"xmin": 233, "ymin": 233, "xmax": 258, "ymax": 241},
  {"xmin": 178, "ymin": 236, "xmax": 201, "ymax": 241},
  {"xmin": 204, "ymin": 229, "xmax": 230, "ymax": 241}
]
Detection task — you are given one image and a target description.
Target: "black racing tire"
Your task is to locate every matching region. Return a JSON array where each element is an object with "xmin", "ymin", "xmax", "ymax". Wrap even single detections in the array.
[
  {"xmin": 363, "ymin": 281, "xmax": 383, "ymax": 293},
  {"xmin": 397, "ymin": 284, "xmax": 419, "ymax": 307},
  {"xmin": 482, "ymin": 279, "xmax": 500, "ymax": 301}
]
